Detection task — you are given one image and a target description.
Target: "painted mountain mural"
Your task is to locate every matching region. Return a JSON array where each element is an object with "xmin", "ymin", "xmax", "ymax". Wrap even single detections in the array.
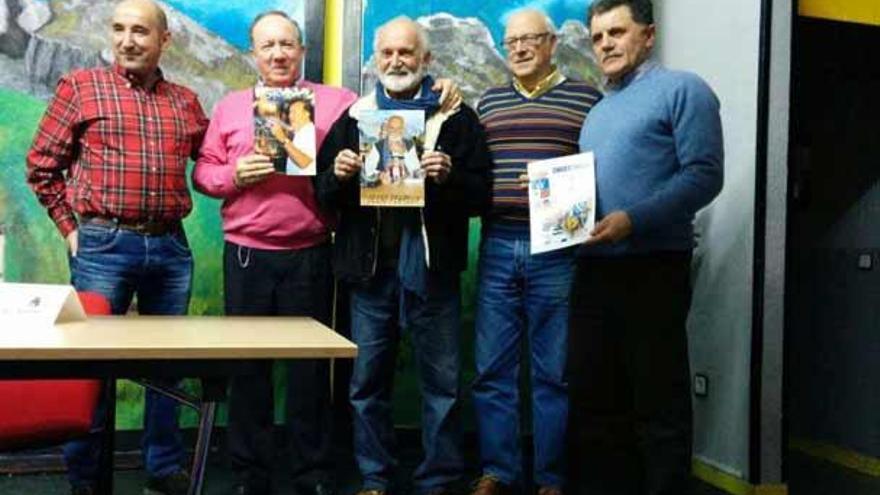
[{"xmin": 362, "ymin": 11, "xmax": 602, "ymax": 106}]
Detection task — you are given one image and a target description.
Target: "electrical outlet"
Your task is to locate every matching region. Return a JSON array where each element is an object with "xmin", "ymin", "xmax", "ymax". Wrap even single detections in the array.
[
  {"xmin": 857, "ymin": 253, "xmax": 873, "ymax": 270},
  {"xmin": 694, "ymin": 374, "xmax": 709, "ymax": 398}
]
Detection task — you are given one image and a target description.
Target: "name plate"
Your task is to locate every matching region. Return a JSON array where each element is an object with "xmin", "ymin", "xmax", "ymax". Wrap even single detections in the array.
[{"xmin": 0, "ymin": 283, "xmax": 86, "ymax": 324}]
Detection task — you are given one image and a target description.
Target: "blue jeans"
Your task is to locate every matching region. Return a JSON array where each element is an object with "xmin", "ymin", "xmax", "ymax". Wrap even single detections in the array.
[
  {"xmin": 472, "ymin": 235, "xmax": 574, "ymax": 487},
  {"xmin": 65, "ymin": 219, "xmax": 193, "ymax": 488},
  {"xmin": 349, "ymin": 269, "xmax": 463, "ymax": 493}
]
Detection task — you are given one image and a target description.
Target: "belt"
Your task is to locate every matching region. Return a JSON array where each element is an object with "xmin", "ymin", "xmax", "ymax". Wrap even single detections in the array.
[{"xmin": 81, "ymin": 216, "xmax": 182, "ymax": 236}]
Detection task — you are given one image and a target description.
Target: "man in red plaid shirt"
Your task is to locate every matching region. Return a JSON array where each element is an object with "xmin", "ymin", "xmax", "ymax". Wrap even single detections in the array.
[{"xmin": 25, "ymin": 1, "xmax": 207, "ymax": 494}]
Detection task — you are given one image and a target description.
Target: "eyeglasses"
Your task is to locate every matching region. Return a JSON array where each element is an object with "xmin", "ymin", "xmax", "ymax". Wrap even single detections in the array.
[{"xmin": 502, "ymin": 32, "xmax": 552, "ymax": 50}]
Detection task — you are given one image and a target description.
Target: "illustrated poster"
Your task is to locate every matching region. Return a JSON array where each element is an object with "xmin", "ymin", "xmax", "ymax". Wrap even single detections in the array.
[
  {"xmin": 357, "ymin": 109, "xmax": 426, "ymax": 207},
  {"xmin": 528, "ymin": 152, "xmax": 596, "ymax": 254}
]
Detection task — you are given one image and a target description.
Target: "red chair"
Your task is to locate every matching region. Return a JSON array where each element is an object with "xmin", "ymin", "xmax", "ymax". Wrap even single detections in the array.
[{"xmin": 0, "ymin": 291, "xmax": 108, "ymax": 450}]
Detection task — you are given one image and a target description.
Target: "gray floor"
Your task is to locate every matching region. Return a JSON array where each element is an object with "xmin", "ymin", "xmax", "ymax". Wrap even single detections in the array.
[{"xmin": 0, "ymin": 439, "xmax": 729, "ymax": 495}]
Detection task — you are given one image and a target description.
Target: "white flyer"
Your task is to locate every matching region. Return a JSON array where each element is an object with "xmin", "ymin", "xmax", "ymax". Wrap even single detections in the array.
[{"xmin": 528, "ymin": 152, "xmax": 596, "ymax": 254}]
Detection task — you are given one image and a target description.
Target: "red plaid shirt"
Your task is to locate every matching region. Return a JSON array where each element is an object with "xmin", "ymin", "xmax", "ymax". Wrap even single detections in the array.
[{"xmin": 26, "ymin": 64, "xmax": 209, "ymax": 237}]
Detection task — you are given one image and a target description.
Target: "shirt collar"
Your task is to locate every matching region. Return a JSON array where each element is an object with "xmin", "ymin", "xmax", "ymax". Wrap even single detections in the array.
[
  {"xmin": 513, "ymin": 66, "xmax": 565, "ymax": 99},
  {"xmin": 605, "ymin": 59, "xmax": 658, "ymax": 94},
  {"xmin": 112, "ymin": 63, "xmax": 165, "ymax": 91}
]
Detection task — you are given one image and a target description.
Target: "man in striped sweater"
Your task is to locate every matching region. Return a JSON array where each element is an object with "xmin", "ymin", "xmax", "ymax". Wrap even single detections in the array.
[{"xmin": 471, "ymin": 9, "xmax": 602, "ymax": 495}]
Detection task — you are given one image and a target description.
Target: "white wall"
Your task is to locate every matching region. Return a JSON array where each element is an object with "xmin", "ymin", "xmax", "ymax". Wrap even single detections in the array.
[{"xmin": 656, "ymin": 0, "xmax": 763, "ymax": 479}]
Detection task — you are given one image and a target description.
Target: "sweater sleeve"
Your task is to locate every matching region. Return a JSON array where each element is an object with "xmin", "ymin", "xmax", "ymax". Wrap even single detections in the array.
[
  {"xmin": 626, "ymin": 75, "xmax": 724, "ymax": 234},
  {"xmin": 192, "ymin": 98, "xmax": 240, "ymax": 199}
]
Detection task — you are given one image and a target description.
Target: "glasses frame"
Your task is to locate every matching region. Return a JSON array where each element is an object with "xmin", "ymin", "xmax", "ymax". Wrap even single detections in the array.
[{"xmin": 502, "ymin": 32, "xmax": 552, "ymax": 50}]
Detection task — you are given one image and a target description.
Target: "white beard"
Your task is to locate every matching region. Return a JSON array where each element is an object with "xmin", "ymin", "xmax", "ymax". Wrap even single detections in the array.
[{"xmin": 378, "ymin": 65, "xmax": 426, "ymax": 93}]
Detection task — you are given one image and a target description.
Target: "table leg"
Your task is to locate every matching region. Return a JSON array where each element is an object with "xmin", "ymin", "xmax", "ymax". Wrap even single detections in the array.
[
  {"xmin": 96, "ymin": 378, "xmax": 116, "ymax": 495},
  {"xmin": 187, "ymin": 400, "xmax": 217, "ymax": 495}
]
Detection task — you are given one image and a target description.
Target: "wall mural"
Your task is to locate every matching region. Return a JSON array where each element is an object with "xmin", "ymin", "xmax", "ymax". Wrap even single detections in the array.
[{"xmin": 362, "ymin": 0, "xmax": 601, "ymax": 105}]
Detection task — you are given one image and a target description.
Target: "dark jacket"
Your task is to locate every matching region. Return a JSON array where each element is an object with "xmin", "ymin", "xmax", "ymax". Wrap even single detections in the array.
[{"xmin": 315, "ymin": 99, "xmax": 491, "ymax": 283}]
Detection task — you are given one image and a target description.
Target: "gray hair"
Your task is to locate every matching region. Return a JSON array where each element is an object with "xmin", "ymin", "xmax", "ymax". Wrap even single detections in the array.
[
  {"xmin": 373, "ymin": 16, "xmax": 431, "ymax": 56},
  {"xmin": 504, "ymin": 8, "xmax": 557, "ymax": 36}
]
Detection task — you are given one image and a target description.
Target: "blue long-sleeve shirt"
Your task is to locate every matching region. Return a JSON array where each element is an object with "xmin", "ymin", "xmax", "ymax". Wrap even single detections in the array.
[{"xmin": 578, "ymin": 61, "xmax": 724, "ymax": 256}]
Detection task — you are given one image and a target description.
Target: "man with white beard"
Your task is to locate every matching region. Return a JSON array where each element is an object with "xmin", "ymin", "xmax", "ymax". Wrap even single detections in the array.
[{"xmin": 315, "ymin": 16, "xmax": 491, "ymax": 495}]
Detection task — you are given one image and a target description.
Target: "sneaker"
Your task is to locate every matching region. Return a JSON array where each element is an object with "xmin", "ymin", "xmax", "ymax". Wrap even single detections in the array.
[
  {"xmin": 470, "ymin": 475, "xmax": 510, "ymax": 495},
  {"xmin": 144, "ymin": 469, "xmax": 191, "ymax": 495},
  {"xmin": 355, "ymin": 490, "xmax": 387, "ymax": 495},
  {"xmin": 537, "ymin": 487, "xmax": 562, "ymax": 495}
]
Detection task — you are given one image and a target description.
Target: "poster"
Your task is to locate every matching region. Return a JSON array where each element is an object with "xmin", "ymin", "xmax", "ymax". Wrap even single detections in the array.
[
  {"xmin": 254, "ymin": 86, "xmax": 317, "ymax": 175},
  {"xmin": 528, "ymin": 152, "xmax": 596, "ymax": 254},
  {"xmin": 357, "ymin": 109, "xmax": 426, "ymax": 207}
]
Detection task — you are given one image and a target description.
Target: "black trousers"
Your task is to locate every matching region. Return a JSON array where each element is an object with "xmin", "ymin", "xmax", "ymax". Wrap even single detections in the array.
[
  {"xmin": 224, "ymin": 241, "xmax": 334, "ymax": 492},
  {"xmin": 566, "ymin": 252, "xmax": 693, "ymax": 495}
]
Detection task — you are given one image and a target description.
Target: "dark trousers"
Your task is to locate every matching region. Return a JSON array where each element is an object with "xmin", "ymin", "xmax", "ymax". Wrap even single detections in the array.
[
  {"xmin": 224, "ymin": 241, "xmax": 334, "ymax": 493},
  {"xmin": 566, "ymin": 253, "xmax": 693, "ymax": 495}
]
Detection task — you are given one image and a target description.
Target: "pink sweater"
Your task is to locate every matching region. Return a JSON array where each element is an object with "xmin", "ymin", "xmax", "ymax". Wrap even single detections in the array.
[{"xmin": 193, "ymin": 81, "xmax": 357, "ymax": 250}]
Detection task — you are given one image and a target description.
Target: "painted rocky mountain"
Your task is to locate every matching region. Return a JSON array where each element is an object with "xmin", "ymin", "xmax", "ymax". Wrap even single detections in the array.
[
  {"xmin": 363, "ymin": 13, "xmax": 603, "ymax": 107},
  {"xmin": 0, "ymin": 0, "xmax": 255, "ymax": 111}
]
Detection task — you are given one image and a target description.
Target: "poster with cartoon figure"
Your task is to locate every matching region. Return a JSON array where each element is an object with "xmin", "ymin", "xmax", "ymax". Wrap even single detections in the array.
[{"xmin": 357, "ymin": 109, "xmax": 426, "ymax": 207}]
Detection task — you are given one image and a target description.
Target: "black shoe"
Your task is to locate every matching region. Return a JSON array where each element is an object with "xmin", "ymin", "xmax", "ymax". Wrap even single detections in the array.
[
  {"xmin": 70, "ymin": 486, "xmax": 95, "ymax": 495},
  {"xmin": 144, "ymin": 469, "xmax": 191, "ymax": 495}
]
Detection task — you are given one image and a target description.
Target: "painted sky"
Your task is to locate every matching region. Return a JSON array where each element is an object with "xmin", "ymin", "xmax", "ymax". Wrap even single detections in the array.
[
  {"xmin": 364, "ymin": 0, "xmax": 593, "ymax": 58},
  {"xmin": 162, "ymin": 0, "xmax": 304, "ymax": 50}
]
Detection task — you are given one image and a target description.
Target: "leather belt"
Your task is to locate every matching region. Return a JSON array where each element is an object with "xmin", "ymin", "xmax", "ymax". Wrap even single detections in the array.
[{"xmin": 81, "ymin": 216, "xmax": 182, "ymax": 236}]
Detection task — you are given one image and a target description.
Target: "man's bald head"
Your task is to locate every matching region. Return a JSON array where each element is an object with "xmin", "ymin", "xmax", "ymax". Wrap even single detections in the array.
[{"xmin": 114, "ymin": 0, "xmax": 168, "ymax": 32}]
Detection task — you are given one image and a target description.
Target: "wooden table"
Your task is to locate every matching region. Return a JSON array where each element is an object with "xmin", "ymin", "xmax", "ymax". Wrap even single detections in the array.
[{"xmin": 0, "ymin": 315, "xmax": 357, "ymax": 495}]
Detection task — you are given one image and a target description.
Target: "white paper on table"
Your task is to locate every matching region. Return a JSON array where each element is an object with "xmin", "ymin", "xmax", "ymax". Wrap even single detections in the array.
[
  {"xmin": 528, "ymin": 152, "xmax": 596, "ymax": 255},
  {"xmin": 0, "ymin": 282, "xmax": 86, "ymax": 325}
]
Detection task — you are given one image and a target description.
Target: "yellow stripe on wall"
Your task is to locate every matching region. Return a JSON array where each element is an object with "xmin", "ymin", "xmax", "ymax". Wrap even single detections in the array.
[
  {"xmin": 799, "ymin": 0, "xmax": 880, "ymax": 26},
  {"xmin": 322, "ymin": 0, "xmax": 344, "ymax": 86},
  {"xmin": 691, "ymin": 460, "xmax": 788, "ymax": 495},
  {"xmin": 790, "ymin": 437, "xmax": 880, "ymax": 477}
]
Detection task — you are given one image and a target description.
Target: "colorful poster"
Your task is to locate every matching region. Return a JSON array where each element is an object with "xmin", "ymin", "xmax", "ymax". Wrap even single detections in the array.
[
  {"xmin": 528, "ymin": 152, "xmax": 596, "ymax": 254},
  {"xmin": 357, "ymin": 109, "xmax": 426, "ymax": 207},
  {"xmin": 254, "ymin": 87, "xmax": 317, "ymax": 175}
]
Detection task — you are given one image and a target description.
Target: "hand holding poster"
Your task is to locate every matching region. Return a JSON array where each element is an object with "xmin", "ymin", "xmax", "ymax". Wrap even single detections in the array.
[
  {"xmin": 528, "ymin": 152, "xmax": 596, "ymax": 254},
  {"xmin": 254, "ymin": 86, "xmax": 317, "ymax": 176},
  {"xmin": 357, "ymin": 110, "xmax": 426, "ymax": 207}
]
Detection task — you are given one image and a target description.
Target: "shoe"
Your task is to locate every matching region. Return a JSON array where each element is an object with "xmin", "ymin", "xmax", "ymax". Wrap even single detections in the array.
[
  {"xmin": 537, "ymin": 487, "xmax": 562, "ymax": 495},
  {"xmin": 470, "ymin": 475, "xmax": 510, "ymax": 495},
  {"xmin": 70, "ymin": 486, "xmax": 95, "ymax": 495},
  {"xmin": 144, "ymin": 469, "xmax": 191, "ymax": 495},
  {"xmin": 355, "ymin": 490, "xmax": 387, "ymax": 495}
]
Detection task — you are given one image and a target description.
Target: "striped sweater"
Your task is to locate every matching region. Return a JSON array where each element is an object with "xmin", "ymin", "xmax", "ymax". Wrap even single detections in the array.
[{"xmin": 477, "ymin": 79, "xmax": 602, "ymax": 238}]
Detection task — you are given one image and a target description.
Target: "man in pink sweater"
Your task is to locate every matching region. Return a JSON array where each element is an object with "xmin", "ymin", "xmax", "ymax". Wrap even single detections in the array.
[
  {"xmin": 193, "ymin": 11, "xmax": 354, "ymax": 495},
  {"xmin": 193, "ymin": 11, "xmax": 459, "ymax": 495}
]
